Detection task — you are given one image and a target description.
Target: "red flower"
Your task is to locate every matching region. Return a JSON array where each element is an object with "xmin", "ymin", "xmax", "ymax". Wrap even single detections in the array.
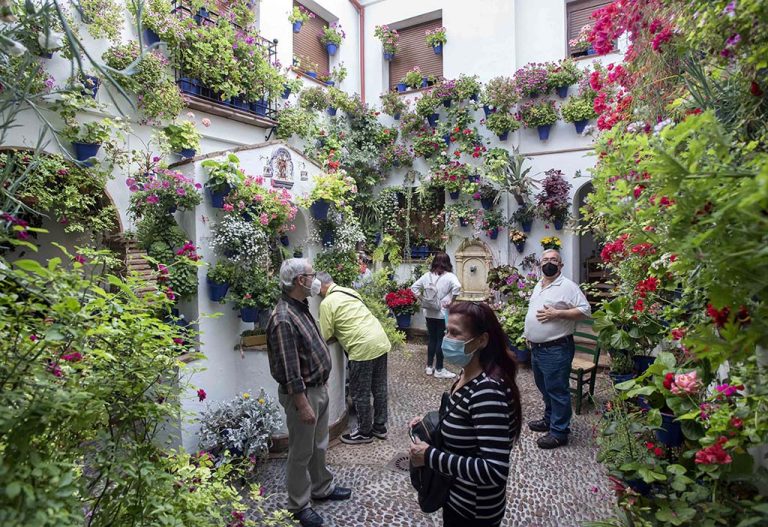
[
  {"xmin": 694, "ymin": 437, "xmax": 732, "ymax": 465},
  {"xmin": 633, "ymin": 298, "xmax": 645, "ymax": 312},
  {"xmin": 197, "ymin": 389, "xmax": 207, "ymax": 402},
  {"xmin": 62, "ymin": 352, "xmax": 82, "ymax": 362},
  {"xmin": 706, "ymin": 303, "xmax": 730, "ymax": 327},
  {"xmin": 751, "ymin": 81, "xmax": 764, "ymax": 97},
  {"xmin": 670, "ymin": 328, "xmax": 685, "ymax": 340},
  {"xmin": 632, "ymin": 185, "xmax": 644, "ymax": 199},
  {"xmin": 730, "ymin": 417, "xmax": 743, "ymax": 429},
  {"xmin": 662, "ymin": 372, "xmax": 675, "ymax": 390},
  {"xmin": 653, "ymin": 447, "xmax": 664, "ymax": 457}
]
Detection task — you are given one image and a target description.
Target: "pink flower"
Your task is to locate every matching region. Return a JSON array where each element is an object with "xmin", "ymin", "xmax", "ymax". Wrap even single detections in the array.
[
  {"xmin": 146, "ymin": 195, "xmax": 159, "ymax": 204},
  {"xmin": 126, "ymin": 178, "xmax": 136, "ymax": 187},
  {"xmin": 29, "ymin": 334, "xmax": 39, "ymax": 342},
  {"xmin": 201, "ymin": 118, "xmax": 211, "ymax": 127},
  {"xmin": 176, "ymin": 187, "xmax": 186, "ymax": 196},
  {"xmin": 48, "ymin": 363, "xmax": 63, "ymax": 377},
  {"xmin": 197, "ymin": 388, "xmax": 207, "ymax": 402},
  {"xmin": 259, "ymin": 213, "xmax": 269, "ymax": 225},
  {"xmin": 670, "ymin": 371, "xmax": 700, "ymax": 396},
  {"xmin": 223, "ymin": 203, "xmax": 234, "ymax": 212},
  {"xmin": 62, "ymin": 351, "xmax": 82, "ymax": 362},
  {"xmin": 173, "ymin": 337, "xmax": 184, "ymax": 345}
]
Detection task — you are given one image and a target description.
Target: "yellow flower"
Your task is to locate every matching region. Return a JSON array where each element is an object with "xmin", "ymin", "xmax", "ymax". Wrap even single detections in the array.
[
  {"xmin": 258, "ymin": 398, "xmax": 265, "ymax": 405},
  {"xmin": 242, "ymin": 392, "xmax": 250, "ymax": 399}
]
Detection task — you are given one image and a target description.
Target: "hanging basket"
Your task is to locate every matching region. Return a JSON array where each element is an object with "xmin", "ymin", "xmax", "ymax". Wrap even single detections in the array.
[
  {"xmin": 396, "ymin": 82, "xmax": 407, "ymax": 93},
  {"xmin": 72, "ymin": 142, "xmax": 101, "ymax": 165},
  {"xmin": 208, "ymin": 183, "xmax": 231, "ymax": 208},
  {"xmin": 383, "ymin": 51, "xmax": 395, "ymax": 61},
  {"xmin": 487, "ymin": 228, "xmax": 499, "ymax": 240},
  {"xmin": 426, "ymin": 113, "xmax": 439, "ymax": 128},
  {"xmin": 480, "ymin": 198, "xmax": 494, "ymax": 210},
  {"xmin": 240, "ymin": 306, "xmax": 260, "ymax": 323},
  {"xmin": 143, "ymin": 28, "xmax": 160, "ymax": 46},
  {"xmin": 537, "ymin": 124, "xmax": 552, "ymax": 141},
  {"xmin": 521, "ymin": 219, "xmax": 533, "ymax": 233},
  {"xmin": 449, "ymin": 190, "xmax": 460, "ymax": 200},
  {"xmin": 554, "ymin": 219, "xmax": 564, "ymax": 230},
  {"xmin": 497, "ymin": 131, "xmax": 509, "ymax": 141},
  {"xmin": 207, "ymin": 279, "xmax": 229, "ymax": 302}
]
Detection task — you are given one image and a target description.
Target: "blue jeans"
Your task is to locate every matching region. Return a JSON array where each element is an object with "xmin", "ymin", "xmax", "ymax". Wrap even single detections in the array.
[{"xmin": 531, "ymin": 338, "xmax": 575, "ymax": 439}]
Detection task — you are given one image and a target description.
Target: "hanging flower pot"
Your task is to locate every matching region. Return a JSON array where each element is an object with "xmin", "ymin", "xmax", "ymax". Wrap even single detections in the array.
[
  {"xmin": 482, "ymin": 105, "xmax": 495, "ymax": 117},
  {"xmin": 207, "ymin": 278, "xmax": 229, "ymax": 302},
  {"xmin": 250, "ymin": 98, "xmax": 268, "ymax": 116},
  {"xmin": 321, "ymin": 229, "xmax": 335, "ymax": 246},
  {"xmin": 442, "ymin": 98, "xmax": 451, "ymax": 108},
  {"xmin": 309, "ymin": 198, "xmax": 330, "ymax": 220},
  {"xmin": 459, "ymin": 217, "xmax": 469, "ymax": 227},
  {"xmin": 143, "ymin": 28, "xmax": 160, "ymax": 46},
  {"xmin": 208, "ymin": 183, "xmax": 231, "ymax": 208},
  {"xmin": 481, "ymin": 198, "xmax": 494, "ymax": 210},
  {"xmin": 167, "ymin": 205, "xmax": 177, "ymax": 215},
  {"xmin": 609, "ymin": 371, "xmax": 636, "ymax": 385},
  {"xmin": 72, "ymin": 142, "xmax": 101, "ymax": 165},
  {"xmin": 556, "ymin": 85, "xmax": 569, "ymax": 98},
  {"xmin": 497, "ymin": 131, "xmax": 509, "ymax": 141},
  {"xmin": 633, "ymin": 355, "xmax": 655, "ymax": 375},
  {"xmin": 383, "ymin": 51, "xmax": 395, "ymax": 61},
  {"xmin": 521, "ymin": 219, "xmax": 533, "ymax": 233},
  {"xmin": 554, "ymin": 219, "xmax": 564, "ymax": 230},
  {"xmin": 432, "ymin": 43, "xmax": 443, "ymax": 55},
  {"xmin": 178, "ymin": 148, "xmax": 196, "ymax": 159},
  {"xmin": 514, "ymin": 241, "xmax": 526, "ymax": 253},
  {"xmin": 393, "ymin": 112, "xmax": 401, "ymax": 120},
  {"xmin": 470, "ymin": 93, "xmax": 479, "ymax": 102},
  {"xmin": 282, "ymin": 85, "xmax": 292, "ymax": 99},
  {"xmin": 443, "ymin": 134, "xmax": 451, "ymax": 146},
  {"xmin": 468, "ymin": 174, "xmax": 480, "ymax": 183},
  {"xmin": 326, "ymin": 43, "xmax": 338, "ymax": 56},
  {"xmin": 396, "ymin": 82, "xmax": 407, "ymax": 93},
  {"xmin": 449, "ymin": 190, "xmax": 460, "ymax": 200},
  {"xmin": 427, "ymin": 113, "xmax": 439, "ymax": 128},
  {"xmin": 574, "ymin": 119, "xmax": 589, "ymax": 134},
  {"xmin": 194, "ymin": 7, "xmax": 209, "ymax": 25},
  {"xmin": 81, "ymin": 75, "xmax": 101, "ymax": 98},
  {"xmin": 656, "ymin": 412, "xmax": 683, "ymax": 447},
  {"xmin": 280, "ymin": 235, "xmax": 290, "ymax": 247},
  {"xmin": 293, "ymin": 250, "xmax": 303, "ymax": 258},
  {"xmin": 487, "ymin": 228, "xmax": 499, "ymax": 240},
  {"xmin": 537, "ymin": 124, "xmax": 552, "ymax": 141},
  {"xmin": 240, "ymin": 306, "xmax": 260, "ymax": 323},
  {"xmin": 395, "ymin": 312, "xmax": 412, "ymax": 329},
  {"xmin": 293, "ymin": 20, "xmax": 303, "ymax": 33},
  {"xmin": 327, "ymin": 106, "xmax": 337, "ymax": 116},
  {"xmin": 325, "ymin": 80, "xmax": 335, "ymax": 87},
  {"xmin": 178, "ymin": 77, "xmax": 200, "ymax": 95},
  {"xmin": 306, "ymin": 71, "xmax": 318, "ymax": 78},
  {"xmin": 421, "ymin": 77, "xmax": 429, "ymax": 88}
]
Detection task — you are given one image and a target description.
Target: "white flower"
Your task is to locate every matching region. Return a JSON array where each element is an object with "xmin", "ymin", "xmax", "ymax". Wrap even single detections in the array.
[
  {"xmin": 209, "ymin": 215, "xmax": 270, "ymax": 270},
  {"xmin": 653, "ymin": 118, "xmax": 675, "ymax": 135},
  {"xmin": 37, "ymin": 30, "xmax": 64, "ymax": 50}
]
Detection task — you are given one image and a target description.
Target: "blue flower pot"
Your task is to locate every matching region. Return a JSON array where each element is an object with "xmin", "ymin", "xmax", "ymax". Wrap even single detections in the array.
[
  {"xmin": 321, "ymin": 230, "xmax": 335, "ymax": 246},
  {"xmin": 143, "ymin": 28, "xmax": 160, "ymax": 46},
  {"xmin": 514, "ymin": 241, "xmax": 525, "ymax": 253},
  {"xmin": 240, "ymin": 306, "xmax": 260, "ymax": 323},
  {"xmin": 230, "ymin": 96, "xmax": 249, "ymax": 110},
  {"xmin": 633, "ymin": 355, "xmax": 655, "ymax": 375},
  {"xmin": 250, "ymin": 98, "xmax": 268, "ymax": 116},
  {"xmin": 72, "ymin": 142, "xmax": 101, "ymax": 165},
  {"xmin": 81, "ymin": 75, "xmax": 100, "ymax": 98},
  {"xmin": 280, "ymin": 235, "xmax": 290, "ymax": 247},
  {"xmin": 554, "ymin": 219, "xmax": 564, "ymax": 230},
  {"xmin": 282, "ymin": 86, "xmax": 291, "ymax": 99},
  {"xmin": 421, "ymin": 77, "xmax": 429, "ymax": 88},
  {"xmin": 537, "ymin": 124, "xmax": 552, "ymax": 141},
  {"xmin": 326, "ymin": 80, "xmax": 335, "ymax": 87},
  {"xmin": 556, "ymin": 85, "xmax": 569, "ymax": 98},
  {"xmin": 625, "ymin": 479, "xmax": 652, "ymax": 496},
  {"xmin": 443, "ymin": 99, "xmax": 451, "ymax": 108},
  {"xmin": 521, "ymin": 220, "xmax": 533, "ymax": 233},
  {"xmin": 511, "ymin": 343, "xmax": 529, "ymax": 363},
  {"xmin": 497, "ymin": 131, "xmax": 509, "ymax": 141},
  {"xmin": 395, "ymin": 313, "xmax": 412, "ymax": 329},
  {"xmin": 459, "ymin": 218, "xmax": 469, "ymax": 227},
  {"xmin": 208, "ymin": 183, "xmax": 231, "ymax": 208},
  {"xmin": 167, "ymin": 205, "xmax": 177, "ymax": 215},
  {"xmin": 383, "ymin": 51, "xmax": 394, "ymax": 61},
  {"xmin": 207, "ymin": 279, "xmax": 229, "ymax": 302},
  {"xmin": 178, "ymin": 77, "xmax": 200, "ymax": 95},
  {"xmin": 427, "ymin": 113, "xmax": 439, "ymax": 128},
  {"xmin": 292, "ymin": 20, "xmax": 303, "ymax": 33},
  {"xmin": 327, "ymin": 106, "xmax": 337, "ymax": 116},
  {"xmin": 310, "ymin": 198, "xmax": 330, "ymax": 220},
  {"xmin": 396, "ymin": 83, "xmax": 407, "ymax": 93},
  {"xmin": 587, "ymin": 46, "xmax": 597, "ymax": 55},
  {"xmin": 574, "ymin": 119, "xmax": 589, "ymax": 134},
  {"xmin": 306, "ymin": 71, "xmax": 317, "ymax": 78},
  {"xmin": 39, "ymin": 50, "xmax": 54, "ymax": 59},
  {"xmin": 609, "ymin": 372, "xmax": 636, "ymax": 385},
  {"xmin": 194, "ymin": 7, "xmax": 209, "ymax": 25},
  {"xmin": 433, "ymin": 43, "xmax": 443, "ymax": 55},
  {"xmin": 374, "ymin": 232, "xmax": 382, "ymax": 246},
  {"xmin": 482, "ymin": 105, "xmax": 494, "ymax": 117},
  {"xmin": 656, "ymin": 412, "xmax": 683, "ymax": 447},
  {"xmin": 179, "ymin": 148, "xmax": 196, "ymax": 159},
  {"xmin": 468, "ymin": 174, "xmax": 479, "ymax": 183},
  {"xmin": 326, "ymin": 43, "xmax": 338, "ymax": 56},
  {"xmin": 469, "ymin": 93, "xmax": 479, "ymax": 102},
  {"xmin": 487, "ymin": 228, "xmax": 499, "ymax": 240},
  {"xmin": 443, "ymin": 133, "xmax": 451, "ymax": 146},
  {"xmin": 393, "ymin": 112, "xmax": 401, "ymax": 120},
  {"xmin": 481, "ymin": 198, "xmax": 494, "ymax": 210},
  {"xmin": 449, "ymin": 190, "xmax": 460, "ymax": 200}
]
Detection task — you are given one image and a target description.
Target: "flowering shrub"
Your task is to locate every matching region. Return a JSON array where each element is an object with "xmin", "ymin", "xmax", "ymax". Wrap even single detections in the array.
[
  {"xmin": 385, "ymin": 288, "xmax": 418, "ymax": 316},
  {"xmin": 433, "ymin": 160, "xmax": 470, "ymax": 193},
  {"xmin": 319, "ymin": 22, "xmax": 345, "ymax": 46},
  {"xmin": 425, "ymin": 26, "xmax": 447, "ymax": 47},
  {"xmin": 402, "ymin": 66, "xmax": 424, "ymax": 89},
  {"xmin": 480, "ymin": 76, "xmax": 518, "ymax": 111},
  {"xmin": 534, "ymin": 169, "xmax": 571, "ymax": 224},
  {"xmin": 224, "ymin": 176, "xmax": 297, "ymax": 234},
  {"xmin": 509, "ymin": 229, "xmax": 527, "ymax": 245},
  {"xmin": 127, "ymin": 168, "xmax": 203, "ymax": 218},
  {"xmin": 513, "ymin": 63, "xmax": 550, "ymax": 97},
  {"xmin": 546, "ymin": 59, "xmax": 582, "ymax": 89},
  {"xmin": 540, "ymin": 236, "xmax": 561, "ymax": 250},
  {"xmin": 210, "ymin": 215, "xmax": 270, "ymax": 270},
  {"xmin": 374, "ymin": 25, "xmax": 399, "ymax": 54},
  {"xmin": 517, "ymin": 99, "xmax": 559, "ymax": 128}
]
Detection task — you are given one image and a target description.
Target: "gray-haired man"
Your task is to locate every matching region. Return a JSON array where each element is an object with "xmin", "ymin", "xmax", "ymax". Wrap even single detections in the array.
[{"xmin": 266, "ymin": 259, "xmax": 352, "ymax": 527}]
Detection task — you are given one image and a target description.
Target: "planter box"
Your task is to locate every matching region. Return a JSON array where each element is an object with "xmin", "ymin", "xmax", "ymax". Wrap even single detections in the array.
[{"xmin": 241, "ymin": 334, "xmax": 267, "ymax": 347}]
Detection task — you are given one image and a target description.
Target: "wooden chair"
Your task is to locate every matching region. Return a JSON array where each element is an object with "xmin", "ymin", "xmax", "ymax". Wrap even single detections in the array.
[{"xmin": 570, "ymin": 319, "xmax": 601, "ymax": 415}]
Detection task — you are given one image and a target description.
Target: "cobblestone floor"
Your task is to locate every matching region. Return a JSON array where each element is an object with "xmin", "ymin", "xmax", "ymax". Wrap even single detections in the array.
[{"xmin": 253, "ymin": 343, "xmax": 616, "ymax": 526}]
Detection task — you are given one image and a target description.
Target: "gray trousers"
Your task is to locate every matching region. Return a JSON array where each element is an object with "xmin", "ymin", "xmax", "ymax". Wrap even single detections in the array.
[
  {"xmin": 278, "ymin": 385, "xmax": 335, "ymax": 513},
  {"xmin": 348, "ymin": 353, "xmax": 388, "ymax": 435}
]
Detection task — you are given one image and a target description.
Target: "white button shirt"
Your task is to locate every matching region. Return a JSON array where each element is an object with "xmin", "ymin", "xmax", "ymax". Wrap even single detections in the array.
[{"xmin": 523, "ymin": 274, "xmax": 591, "ymax": 344}]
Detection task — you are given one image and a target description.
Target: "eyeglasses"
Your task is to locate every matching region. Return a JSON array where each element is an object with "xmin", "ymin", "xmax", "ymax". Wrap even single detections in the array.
[
  {"xmin": 541, "ymin": 258, "xmax": 561, "ymax": 263},
  {"xmin": 300, "ymin": 273, "xmax": 317, "ymax": 279}
]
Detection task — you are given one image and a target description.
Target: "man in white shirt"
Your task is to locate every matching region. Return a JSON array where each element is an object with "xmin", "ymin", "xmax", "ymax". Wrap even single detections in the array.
[{"xmin": 524, "ymin": 250, "xmax": 591, "ymax": 449}]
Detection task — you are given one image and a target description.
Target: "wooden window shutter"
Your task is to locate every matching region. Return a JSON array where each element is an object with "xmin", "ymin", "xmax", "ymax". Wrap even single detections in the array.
[
  {"xmin": 293, "ymin": 1, "xmax": 329, "ymax": 75},
  {"xmin": 567, "ymin": 0, "xmax": 611, "ymax": 54},
  {"xmin": 388, "ymin": 18, "xmax": 443, "ymax": 90}
]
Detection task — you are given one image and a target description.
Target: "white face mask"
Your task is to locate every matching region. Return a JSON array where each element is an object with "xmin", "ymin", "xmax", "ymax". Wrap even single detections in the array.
[{"xmin": 301, "ymin": 276, "xmax": 322, "ymax": 296}]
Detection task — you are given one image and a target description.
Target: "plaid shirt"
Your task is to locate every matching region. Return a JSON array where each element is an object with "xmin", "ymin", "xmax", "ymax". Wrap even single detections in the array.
[{"xmin": 266, "ymin": 293, "xmax": 331, "ymax": 394}]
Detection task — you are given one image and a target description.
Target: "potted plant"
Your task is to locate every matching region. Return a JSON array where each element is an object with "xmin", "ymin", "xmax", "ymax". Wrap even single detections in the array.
[
  {"xmin": 445, "ymin": 201, "xmax": 476, "ymax": 228},
  {"xmin": 385, "ymin": 288, "xmax": 418, "ymax": 328},
  {"xmin": 415, "ymin": 91, "xmax": 440, "ymax": 127},
  {"xmin": 484, "ymin": 111, "xmax": 520, "ymax": 141},
  {"xmin": 481, "ymin": 76, "xmax": 518, "ymax": 114},
  {"xmin": 513, "ymin": 62, "xmax": 550, "ymax": 98},
  {"xmin": 535, "ymin": 169, "xmax": 572, "ymax": 229},
  {"xmin": 546, "ymin": 59, "xmax": 583, "ymax": 98},
  {"xmin": 511, "ymin": 204, "xmax": 536, "ymax": 232},
  {"xmin": 202, "ymin": 153, "xmax": 246, "ymax": 208},
  {"xmin": 330, "ymin": 62, "xmax": 348, "ymax": 86},
  {"xmin": 127, "ymin": 168, "xmax": 203, "ymax": 218},
  {"xmin": 299, "ymin": 86, "xmax": 329, "ymax": 112},
  {"xmin": 380, "ymin": 90, "xmax": 408, "ymax": 119},
  {"xmin": 206, "ymin": 261, "xmax": 235, "ymax": 303},
  {"xmin": 561, "ymin": 95, "xmax": 598, "ymax": 134},
  {"xmin": 380, "ymin": 143, "xmax": 414, "ymax": 170},
  {"xmin": 425, "ymin": 26, "xmax": 447, "ymax": 54},
  {"xmin": 319, "ymin": 22, "xmax": 345, "ymax": 56},
  {"xmin": 240, "ymin": 327, "xmax": 267, "ymax": 347},
  {"xmin": 403, "ymin": 66, "xmax": 424, "ymax": 90},
  {"xmin": 281, "ymin": 77, "xmax": 302, "ymax": 100},
  {"xmin": 509, "ymin": 229, "xmax": 527, "ymax": 253},
  {"xmin": 540, "ymin": 235, "xmax": 561, "ymax": 250},
  {"xmin": 229, "ymin": 272, "xmax": 280, "ymax": 323},
  {"xmin": 433, "ymin": 78, "xmax": 456, "ymax": 107},
  {"xmin": 568, "ymin": 24, "xmax": 593, "ymax": 57},
  {"xmin": 373, "ymin": 234, "xmax": 403, "ymax": 269},
  {"xmin": 374, "ymin": 25, "xmax": 399, "ymax": 60},
  {"xmin": 453, "ymin": 74, "xmax": 481, "ymax": 102},
  {"xmin": 475, "ymin": 180, "xmax": 499, "ymax": 210},
  {"xmin": 288, "ymin": 5, "xmax": 314, "ymax": 33},
  {"xmin": 412, "ymin": 128, "xmax": 442, "ymax": 159},
  {"xmin": 301, "ymin": 170, "xmax": 358, "ymax": 220},
  {"xmin": 518, "ymin": 99, "xmax": 559, "ymax": 140},
  {"xmin": 477, "ymin": 209, "xmax": 504, "ymax": 239},
  {"xmin": 483, "ymin": 147, "xmax": 538, "ymax": 206},
  {"xmin": 327, "ymin": 87, "xmax": 351, "ymax": 116},
  {"xmin": 62, "ymin": 118, "xmax": 119, "ymax": 166},
  {"xmin": 162, "ymin": 120, "xmax": 201, "ymax": 159}
]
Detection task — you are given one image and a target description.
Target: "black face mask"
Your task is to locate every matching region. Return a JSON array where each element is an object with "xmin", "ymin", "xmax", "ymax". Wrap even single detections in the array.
[{"xmin": 542, "ymin": 262, "xmax": 559, "ymax": 277}]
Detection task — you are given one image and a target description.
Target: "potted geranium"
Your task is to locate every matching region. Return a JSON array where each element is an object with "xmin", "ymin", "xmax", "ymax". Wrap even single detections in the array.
[
  {"xmin": 546, "ymin": 59, "xmax": 583, "ymax": 98},
  {"xmin": 206, "ymin": 261, "xmax": 235, "ymax": 303},
  {"xmin": 302, "ymin": 170, "xmax": 358, "ymax": 220},
  {"xmin": 518, "ymin": 99, "xmax": 559, "ymax": 140},
  {"xmin": 288, "ymin": 5, "xmax": 314, "ymax": 33},
  {"xmin": 163, "ymin": 120, "xmax": 201, "ymax": 159},
  {"xmin": 380, "ymin": 143, "xmax": 414, "ymax": 170},
  {"xmin": 127, "ymin": 168, "xmax": 203, "ymax": 218},
  {"xmin": 509, "ymin": 229, "xmax": 527, "ymax": 253},
  {"xmin": 476, "ymin": 209, "xmax": 504, "ymax": 239},
  {"xmin": 535, "ymin": 169, "xmax": 572, "ymax": 229},
  {"xmin": 412, "ymin": 128, "xmax": 442, "ymax": 159},
  {"xmin": 385, "ymin": 288, "xmax": 418, "ymax": 328},
  {"xmin": 402, "ymin": 66, "xmax": 424, "ymax": 91},
  {"xmin": 540, "ymin": 235, "xmax": 561, "ymax": 250},
  {"xmin": 229, "ymin": 271, "xmax": 280, "ymax": 323},
  {"xmin": 561, "ymin": 95, "xmax": 598, "ymax": 134},
  {"xmin": 511, "ymin": 204, "xmax": 536, "ymax": 232},
  {"xmin": 415, "ymin": 91, "xmax": 440, "ymax": 127},
  {"xmin": 319, "ymin": 22, "xmax": 345, "ymax": 56},
  {"xmin": 425, "ymin": 26, "xmax": 447, "ymax": 54},
  {"xmin": 568, "ymin": 24, "xmax": 593, "ymax": 56},
  {"xmin": 62, "ymin": 119, "xmax": 117, "ymax": 166},
  {"xmin": 480, "ymin": 76, "xmax": 518, "ymax": 115},
  {"xmin": 202, "ymin": 153, "xmax": 246, "ymax": 208},
  {"xmin": 484, "ymin": 111, "xmax": 520, "ymax": 141},
  {"xmin": 380, "ymin": 90, "xmax": 408, "ymax": 119},
  {"xmin": 445, "ymin": 201, "xmax": 476, "ymax": 228},
  {"xmin": 374, "ymin": 25, "xmax": 399, "ymax": 60},
  {"xmin": 513, "ymin": 62, "xmax": 550, "ymax": 98}
]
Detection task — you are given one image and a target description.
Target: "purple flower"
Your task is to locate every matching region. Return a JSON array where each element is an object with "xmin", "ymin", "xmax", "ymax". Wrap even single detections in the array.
[
  {"xmin": 176, "ymin": 188, "xmax": 186, "ymax": 196},
  {"xmin": 722, "ymin": 1, "xmax": 736, "ymax": 17},
  {"xmin": 725, "ymin": 33, "xmax": 741, "ymax": 47},
  {"xmin": 73, "ymin": 254, "xmax": 87, "ymax": 264},
  {"xmin": 126, "ymin": 178, "xmax": 136, "ymax": 187},
  {"xmin": 146, "ymin": 195, "xmax": 159, "ymax": 204}
]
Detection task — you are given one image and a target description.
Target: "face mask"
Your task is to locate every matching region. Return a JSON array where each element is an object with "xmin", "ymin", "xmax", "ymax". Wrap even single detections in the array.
[
  {"xmin": 301, "ymin": 276, "xmax": 322, "ymax": 296},
  {"xmin": 441, "ymin": 336, "xmax": 477, "ymax": 367},
  {"xmin": 542, "ymin": 262, "xmax": 559, "ymax": 277}
]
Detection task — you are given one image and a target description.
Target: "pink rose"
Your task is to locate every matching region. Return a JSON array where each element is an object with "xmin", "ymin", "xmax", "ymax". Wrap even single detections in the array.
[{"xmin": 670, "ymin": 371, "xmax": 700, "ymax": 396}]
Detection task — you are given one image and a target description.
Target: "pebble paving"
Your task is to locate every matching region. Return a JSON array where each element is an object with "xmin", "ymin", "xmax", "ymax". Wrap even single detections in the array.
[{"xmin": 252, "ymin": 343, "xmax": 616, "ymax": 526}]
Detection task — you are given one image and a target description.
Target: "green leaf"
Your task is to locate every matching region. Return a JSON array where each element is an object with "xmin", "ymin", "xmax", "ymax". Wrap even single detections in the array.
[
  {"xmin": 13, "ymin": 259, "xmax": 47, "ymax": 276},
  {"xmin": 6, "ymin": 482, "xmax": 20, "ymax": 498}
]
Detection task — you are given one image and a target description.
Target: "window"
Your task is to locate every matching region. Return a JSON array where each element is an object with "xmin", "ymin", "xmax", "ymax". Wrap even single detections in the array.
[
  {"xmin": 566, "ymin": 0, "xmax": 611, "ymax": 57},
  {"xmin": 293, "ymin": 1, "xmax": 329, "ymax": 76},
  {"xmin": 388, "ymin": 18, "xmax": 443, "ymax": 91}
]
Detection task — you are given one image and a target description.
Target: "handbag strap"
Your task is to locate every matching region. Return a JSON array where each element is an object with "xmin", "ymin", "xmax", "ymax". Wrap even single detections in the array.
[{"xmin": 327, "ymin": 288, "xmax": 364, "ymax": 303}]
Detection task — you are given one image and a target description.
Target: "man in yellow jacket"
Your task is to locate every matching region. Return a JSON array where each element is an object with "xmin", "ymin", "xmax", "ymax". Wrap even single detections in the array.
[{"xmin": 317, "ymin": 271, "xmax": 391, "ymax": 444}]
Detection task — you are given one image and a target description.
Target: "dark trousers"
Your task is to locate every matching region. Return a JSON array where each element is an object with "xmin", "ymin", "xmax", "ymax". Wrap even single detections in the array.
[
  {"xmin": 425, "ymin": 316, "xmax": 446, "ymax": 370},
  {"xmin": 348, "ymin": 353, "xmax": 388, "ymax": 435},
  {"xmin": 531, "ymin": 337, "xmax": 576, "ymax": 439},
  {"xmin": 443, "ymin": 505, "xmax": 501, "ymax": 527}
]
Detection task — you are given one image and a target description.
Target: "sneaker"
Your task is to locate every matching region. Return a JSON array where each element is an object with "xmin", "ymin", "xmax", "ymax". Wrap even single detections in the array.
[
  {"xmin": 371, "ymin": 426, "xmax": 388, "ymax": 440},
  {"xmin": 425, "ymin": 366, "xmax": 434, "ymax": 375},
  {"xmin": 528, "ymin": 419, "xmax": 550, "ymax": 433},
  {"xmin": 434, "ymin": 368, "xmax": 456, "ymax": 379},
  {"xmin": 537, "ymin": 433, "xmax": 568, "ymax": 449},
  {"xmin": 340, "ymin": 430, "xmax": 374, "ymax": 445}
]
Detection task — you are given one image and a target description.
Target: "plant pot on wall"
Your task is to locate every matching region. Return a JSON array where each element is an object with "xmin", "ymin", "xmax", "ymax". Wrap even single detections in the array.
[
  {"xmin": 656, "ymin": 412, "xmax": 683, "ymax": 447},
  {"xmin": 480, "ymin": 198, "xmax": 494, "ymax": 210},
  {"xmin": 178, "ymin": 77, "xmax": 201, "ymax": 95},
  {"xmin": 292, "ymin": 20, "xmax": 303, "ymax": 33},
  {"xmin": 556, "ymin": 85, "xmax": 569, "ymax": 98},
  {"xmin": 449, "ymin": 190, "xmax": 460, "ymax": 200},
  {"xmin": 72, "ymin": 142, "xmax": 101, "ymax": 166},
  {"xmin": 383, "ymin": 51, "xmax": 394, "ymax": 61},
  {"xmin": 143, "ymin": 28, "xmax": 160, "ymax": 46},
  {"xmin": 514, "ymin": 241, "xmax": 526, "ymax": 253},
  {"xmin": 421, "ymin": 77, "xmax": 429, "ymax": 88},
  {"xmin": 497, "ymin": 131, "xmax": 509, "ymax": 141},
  {"xmin": 537, "ymin": 124, "xmax": 552, "ymax": 141},
  {"xmin": 240, "ymin": 306, "xmax": 260, "ymax": 323},
  {"xmin": 574, "ymin": 119, "xmax": 589, "ymax": 134},
  {"xmin": 487, "ymin": 228, "xmax": 499, "ymax": 240},
  {"xmin": 250, "ymin": 98, "xmax": 268, "ymax": 116},
  {"xmin": 280, "ymin": 235, "xmax": 290, "ymax": 247},
  {"xmin": 427, "ymin": 113, "xmax": 439, "ymax": 128},
  {"xmin": 327, "ymin": 106, "xmax": 337, "ymax": 116},
  {"xmin": 554, "ymin": 219, "xmax": 564, "ymax": 230},
  {"xmin": 208, "ymin": 183, "xmax": 231, "ymax": 208},
  {"xmin": 309, "ymin": 199, "xmax": 330, "ymax": 220},
  {"xmin": 194, "ymin": 7, "xmax": 209, "ymax": 25},
  {"xmin": 520, "ymin": 219, "xmax": 533, "ymax": 233},
  {"xmin": 207, "ymin": 278, "xmax": 229, "ymax": 302},
  {"xmin": 433, "ymin": 43, "xmax": 443, "ymax": 55},
  {"xmin": 393, "ymin": 112, "xmax": 401, "ymax": 120},
  {"xmin": 306, "ymin": 71, "xmax": 317, "ymax": 78},
  {"xmin": 395, "ymin": 312, "xmax": 412, "ymax": 328},
  {"xmin": 178, "ymin": 148, "xmax": 196, "ymax": 159},
  {"xmin": 81, "ymin": 75, "xmax": 101, "ymax": 98},
  {"xmin": 281, "ymin": 86, "xmax": 292, "ymax": 99},
  {"xmin": 326, "ymin": 43, "xmax": 338, "ymax": 56},
  {"xmin": 396, "ymin": 82, "xmax": 407, "ymax": 93},
  {"xmin": 321, "ymin": 229, "xmax": 335, "ymax": 246},
  {"xmin": 482, "ymin": 105, "xmax": 494, "ymax": 117}
]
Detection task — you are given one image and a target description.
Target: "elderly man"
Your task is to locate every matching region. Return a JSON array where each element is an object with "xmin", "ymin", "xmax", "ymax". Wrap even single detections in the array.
[
  {"xmin": 317, "ymin": 271, "xmax": 391, "ymax": 445},
  {"xmin": 266, "ymin": 259, "xmax": 352, "ymax": 527},
  {"xmin": 524, "ymin": 250, "xmax": 591, "ymax": 450}
]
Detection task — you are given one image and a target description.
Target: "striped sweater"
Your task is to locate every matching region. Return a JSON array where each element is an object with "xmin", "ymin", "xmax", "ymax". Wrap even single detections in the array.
[{"xmin": 425, "ymin": 372, "xmax": 518, "ymax": 524}]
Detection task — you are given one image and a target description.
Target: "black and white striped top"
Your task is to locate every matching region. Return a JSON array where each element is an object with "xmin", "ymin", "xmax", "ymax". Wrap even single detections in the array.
[{"xmin": 425, "ymin": 372, "xmax": 518, "ymax": 524}]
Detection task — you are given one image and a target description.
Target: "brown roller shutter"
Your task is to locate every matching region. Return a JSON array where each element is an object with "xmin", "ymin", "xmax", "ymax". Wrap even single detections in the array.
[
  {"xmin": 388, "ymin": 18, "xmax": 443, "ymax": 91},
  {"xmin": 293, "ymin": 1, "xmax": 329, "ymax": 76},
  {"xmin": 567, "ymin": 0, "xmax": 611, "ymax": 55}
]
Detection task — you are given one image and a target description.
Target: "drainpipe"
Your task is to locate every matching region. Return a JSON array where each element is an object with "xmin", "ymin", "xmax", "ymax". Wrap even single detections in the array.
[{"xmin": 348, "ymin": 0, "xmax": 365, "ymax": 103}]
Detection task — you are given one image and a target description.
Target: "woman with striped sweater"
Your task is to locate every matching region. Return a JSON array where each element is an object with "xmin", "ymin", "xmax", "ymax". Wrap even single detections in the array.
[{"xmin": 409, "ymin": 301, "xmax": 522, "ymax": 527}]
